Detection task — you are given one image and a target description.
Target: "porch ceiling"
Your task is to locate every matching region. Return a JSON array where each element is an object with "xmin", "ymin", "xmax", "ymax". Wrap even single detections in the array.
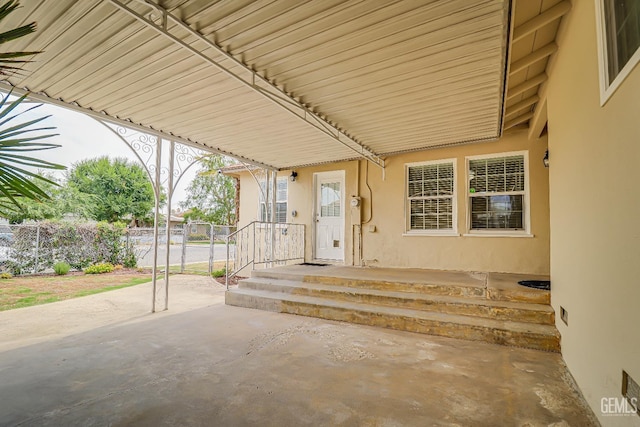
[
  {"xmin": 2, "ymin": 0, "xmax": 511, "ymax": 170},
  {"xmin": 504, "ymin": 0, "xmax": 571, "ymax": 137}
]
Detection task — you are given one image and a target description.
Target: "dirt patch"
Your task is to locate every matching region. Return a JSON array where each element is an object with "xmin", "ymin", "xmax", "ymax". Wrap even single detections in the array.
[
  {"xmin": 0, "ymin": 269, "xmax": 152, "ymax": 311},
  {"xmin": 214, "ymin": 276, "xmax": 245, "ymax": 287}
]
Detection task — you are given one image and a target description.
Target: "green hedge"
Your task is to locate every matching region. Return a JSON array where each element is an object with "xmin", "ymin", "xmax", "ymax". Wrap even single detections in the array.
[{"xmin": 2, "ymin": 221, "xmax": 137, "ymax": 275}]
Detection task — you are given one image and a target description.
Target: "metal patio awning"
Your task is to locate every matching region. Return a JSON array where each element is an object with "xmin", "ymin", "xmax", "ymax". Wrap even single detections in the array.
[{"xmin": 3, "ymin": 0, "xmax": 512, "ymax": 170}]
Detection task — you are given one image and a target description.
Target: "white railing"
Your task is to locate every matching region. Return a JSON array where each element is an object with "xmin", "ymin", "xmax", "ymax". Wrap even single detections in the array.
[{"xmin": 225, "ymin": 221, "xmax": 305, "ymax": 289}]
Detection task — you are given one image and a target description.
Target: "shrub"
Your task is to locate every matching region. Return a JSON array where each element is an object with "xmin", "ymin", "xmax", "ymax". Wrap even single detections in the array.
[
  {"xmin": 0, "ymin": 272, "xmax": 12, "ymax": 279},
  {"xmin": 211, "ymin": 267, "xmax": 226, "ymax": 278},
  {"xmin": 5, "ymin": 221, "xmax": 138, "ymax": 275},
  {"xmin": 84, "ymin": 262, "xmax": 115, "ymax": 274},
  {"xmin": 53, "ymin": 262, "xmax": 71, "ymax": 275},
  {"xmin": 188, "ymin": 233, "xmax": 209, "ymax": 241}
]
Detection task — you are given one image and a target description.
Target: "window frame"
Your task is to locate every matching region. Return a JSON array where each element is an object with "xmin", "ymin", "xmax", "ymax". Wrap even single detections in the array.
[
  {"xmin": 404, "ymin": 158, "xmax": 458, "ymax": 236},
  {"xmin": 464, "ymin": 151, "xmax": 532, "ymax": 237},
  {"xmin": 595, "ymin": 0, "xmax": 640, "ymax": 105},
  {"xmin": 258, "ymin": 176, "xmax": 288, "ymax": 224}
]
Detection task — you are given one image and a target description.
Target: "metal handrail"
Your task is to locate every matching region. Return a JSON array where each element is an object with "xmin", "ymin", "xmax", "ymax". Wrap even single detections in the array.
[
  {"xmin": 225, "ymin": 221, "xmax": 254, "ymax": 289},
  {"xmin": 225, "ymin": 221, "xmax": 305, "ymax": 289}
]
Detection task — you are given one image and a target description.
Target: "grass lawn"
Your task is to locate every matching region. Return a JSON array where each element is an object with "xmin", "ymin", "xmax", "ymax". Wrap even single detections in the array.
[
  {"xmin": 187, "ymin": 241, "xmax": 227, "ymax": 245},
  {"xmin": 0, "ymin": 271, "xmax": 152, "ymax": 311},
  {"xmin": 168, "ymin": 260, "xmax": 230, "ymax": 276}
]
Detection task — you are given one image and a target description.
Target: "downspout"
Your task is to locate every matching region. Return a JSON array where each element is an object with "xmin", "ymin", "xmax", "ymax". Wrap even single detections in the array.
[
  {"xmin": 353, "ymin": 160, "xmax": 361, "ymax": 266},
  {"xmin": 234, "ymin": 177, "xmax": 240, "ymax": 226}
]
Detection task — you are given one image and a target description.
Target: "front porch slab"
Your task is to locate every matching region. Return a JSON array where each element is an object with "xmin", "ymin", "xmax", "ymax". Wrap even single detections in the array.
[{"xmin": 0, "ymin": 278, "xmax": 596, "ymax": 426}]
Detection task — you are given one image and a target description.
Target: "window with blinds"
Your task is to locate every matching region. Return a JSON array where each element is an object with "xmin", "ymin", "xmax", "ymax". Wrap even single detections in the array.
[
  {"xmin": 468, "ymin": 154, "xmax": 526, "ymax": 231},
  {"xmin": 259, "ymin": 177, "xmax": 287, "ymax": 223},
  {"xmin": 406, "ymin": 160, "xmax": 455, "ymax": 232}
]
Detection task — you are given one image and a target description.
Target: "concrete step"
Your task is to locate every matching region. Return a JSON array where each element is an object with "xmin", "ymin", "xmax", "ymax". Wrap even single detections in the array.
[
  {"xmin": 251, "ymin": 268, "xmax": 488, "ymax": 299},
  {"xmin": 487, "ymin": 273, "xmax": 550, "ymax": 304},
  {"xmin": 240, "ymin": 277, "xmax": 555, "ymax": 325},
  {"xmin": 225, "ymin": 288, "xmax": 561, "ymax": 352}
]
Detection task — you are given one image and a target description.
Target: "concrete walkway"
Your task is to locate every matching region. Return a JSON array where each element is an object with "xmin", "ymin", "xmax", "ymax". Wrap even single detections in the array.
[{"xmin": 0, "ymin": 276, "xmax": 597, "ymax": 426}]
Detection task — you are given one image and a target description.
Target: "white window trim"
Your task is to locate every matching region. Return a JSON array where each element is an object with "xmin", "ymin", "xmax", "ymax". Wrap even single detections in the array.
[
  {"xmin": 595, "ymin": 0, "xmax": 640, "ymax": 105},
  {"xmin": 258, "ymin": 176, "xmax": 288, "ymax": 224},
  {"xmin": 404, "ymin": 158, "xmax": 458, "ymax": 236},
  {"xmin": 465, "ymin": 151, "xmax": 532, "ymax": 237}
]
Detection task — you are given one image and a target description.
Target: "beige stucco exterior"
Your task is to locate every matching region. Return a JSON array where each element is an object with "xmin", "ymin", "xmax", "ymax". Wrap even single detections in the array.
[
  {"xmin": 236, "ymin": 129, "xmax": 549, "ymax": 275},
  {"xmin": 547, "ymin": 1, "xmax": 640, "ymax": 425},
  {"xmin": 230, "ymin": 3, "xmax": 640, "ymax": 423},
  {"xmin": 357, "ymin": 130, "xmax": 549, "ymax": 274}
]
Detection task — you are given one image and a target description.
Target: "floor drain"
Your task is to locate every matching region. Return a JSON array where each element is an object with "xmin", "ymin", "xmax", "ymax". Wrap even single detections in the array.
[{"xmin": 518, "ymin": 280, "xmax": 550, "ymax": 291}]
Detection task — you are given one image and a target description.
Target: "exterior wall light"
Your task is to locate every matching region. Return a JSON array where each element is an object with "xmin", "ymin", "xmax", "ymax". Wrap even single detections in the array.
[
  {"xmin": 290, "ymin": 171, "xmax": 298, "ymax": 182},
  {"xmin": 543, "ymin": 150, "xmax": 549, "ymax": 168}
]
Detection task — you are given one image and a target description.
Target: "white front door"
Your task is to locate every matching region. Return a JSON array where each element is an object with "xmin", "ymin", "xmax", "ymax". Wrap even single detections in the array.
[{"xmin": 314, "ymin": 171, "xmax": 345, "ymax": 261}]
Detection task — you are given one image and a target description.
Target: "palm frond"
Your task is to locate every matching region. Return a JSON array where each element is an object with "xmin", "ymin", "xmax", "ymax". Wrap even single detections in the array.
[
  {"xmin": 0, "ymin": 51, "xmax": 40, "ymax": 59},
  {"xmin": 0, "ymin": 1, "xmax": 39, "ymax": 78},
  {"xmin": 0, "ymin": 2, "xmax": 66, "ymax": 215},
  {"xmin": 0, "ymin": 22, "xmax": 36, "ymax": 45},
  {"xmin": 0, "ymin": 92, "xmax": 28, "ymax": 120},
  {"xmin": 0, "ymin": 152, "xmax": 63, "ymax": 168},
  {"xmin": 0, "ymin": 0, "xmax": 20, "ymax": 21},
  {"xmin": 0, "ymin": 125, "xmax": 57, "ymax": 140},
  {"xmin": 0, "ymin": 102, "xmax": 44, "ymax": 128},
  {"xmin": 0, "ymin": 141, "xmax": 61, "ymax": 151},
  {"xmin": 0, "ymin": 90, "xmax": 65, "ymax": 213}
]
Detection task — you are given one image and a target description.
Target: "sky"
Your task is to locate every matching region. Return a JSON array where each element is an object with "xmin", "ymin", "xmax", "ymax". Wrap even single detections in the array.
[{"xmin": 15, "ymin": 100, "xmax": 199, "ymax": 207}]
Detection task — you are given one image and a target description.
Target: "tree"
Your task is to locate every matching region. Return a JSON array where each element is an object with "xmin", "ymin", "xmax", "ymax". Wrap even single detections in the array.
[
  {"xmin": 67, "ymin": 157, "xmax": 155, "ymax": 223},
  {"xmin": 4, "ymin": 173, "xmax": 94, "ymax": 223},
  {"xmin": 0, "ymin": 1, "xmax": 65, "ymax": 215},
  {"xmin": 180, "ymin": 155, "xmax": 236, "ymax": 225}
]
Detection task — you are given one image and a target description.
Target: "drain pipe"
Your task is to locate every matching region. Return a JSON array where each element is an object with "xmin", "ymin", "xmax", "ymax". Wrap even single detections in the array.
[{"xmin": 353, "ymin": 160, "xmax": 361, "ymax": 266}]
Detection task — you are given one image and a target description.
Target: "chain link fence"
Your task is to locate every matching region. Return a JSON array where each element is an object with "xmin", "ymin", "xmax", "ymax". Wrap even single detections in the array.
[
  {"xmin": 0, "ymin": 221, "xmax": 236, "ymax": 276},
  {"xmin": 0, "ymin": 222, "xmax": 137, "ymax": 275},
  {"xmin": 180, "ymin": 222, "xmax": 235, "ymax": 275},
  {"xmin": 114, "ymin": 222, "xmax": 236, "ymax": 275}
]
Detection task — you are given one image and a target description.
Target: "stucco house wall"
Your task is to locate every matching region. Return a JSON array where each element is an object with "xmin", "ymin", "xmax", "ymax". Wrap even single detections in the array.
[
  {"xmin": 236, "ymin": 128, "xmax": 549, "ymax": 275},
  {"xmin": 358, "ymin": 129, "xmax": 549, "ymax": 274},
  {"xmin": 546, "ymin": 1, "xmax": 640, "ymax": 425}
]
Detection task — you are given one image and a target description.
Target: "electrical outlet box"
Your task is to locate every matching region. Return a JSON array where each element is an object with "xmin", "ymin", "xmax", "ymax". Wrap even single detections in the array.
[{"xmin": 560, "ymin": 306, "xmax": 568, "ymax": 326}]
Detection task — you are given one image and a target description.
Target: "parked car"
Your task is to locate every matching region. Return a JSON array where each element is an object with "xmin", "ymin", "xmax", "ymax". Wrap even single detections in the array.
[{"xmin": 0, "ymin": 225, "xmax": 12, "ymax": 245}]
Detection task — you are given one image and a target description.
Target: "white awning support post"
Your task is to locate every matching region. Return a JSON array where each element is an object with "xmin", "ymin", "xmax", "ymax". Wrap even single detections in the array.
[
  {"xmin": 164, "ymin": 140, "xmax": 175, "ymax": 311},
  {"xmin": 151, "ymin": 138, "xmax": 162, "ymax": 313},
  {"xmin": 90, "ymin": 121, "xmax": 213, "ymax": 312},
  {"xmin": 271, "ymin": 170, "xmax": 277, "ymax": 268}
]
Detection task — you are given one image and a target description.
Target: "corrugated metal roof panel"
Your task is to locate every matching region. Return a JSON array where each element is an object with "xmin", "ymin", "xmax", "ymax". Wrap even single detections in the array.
[{"xmin": 3, "ymin": 0, "xmax": 510, "ymax": 169}]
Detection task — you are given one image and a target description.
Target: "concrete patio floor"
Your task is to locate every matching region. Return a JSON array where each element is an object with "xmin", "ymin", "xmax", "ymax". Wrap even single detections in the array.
[{"xmin": 0, "ymin": 275, "xmax": 597, "ymax": 426}]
